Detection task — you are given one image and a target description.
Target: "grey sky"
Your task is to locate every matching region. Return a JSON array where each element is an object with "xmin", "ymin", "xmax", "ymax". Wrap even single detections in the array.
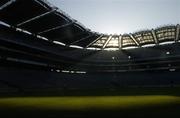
[{"xmin": 48, "ymin": 0, "xmax": 180, "ymax": 34}]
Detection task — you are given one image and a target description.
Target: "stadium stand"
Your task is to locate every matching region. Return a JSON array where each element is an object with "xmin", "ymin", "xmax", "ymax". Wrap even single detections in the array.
[{"xmin": 0, "ymin": 0, "xmax": 180, "ymax": 93}]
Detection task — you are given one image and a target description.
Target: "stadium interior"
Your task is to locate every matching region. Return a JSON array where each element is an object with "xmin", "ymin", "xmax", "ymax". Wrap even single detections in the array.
[{"xmin": 0, "ymin": 0, "xmax": 180, "ymax": 118}]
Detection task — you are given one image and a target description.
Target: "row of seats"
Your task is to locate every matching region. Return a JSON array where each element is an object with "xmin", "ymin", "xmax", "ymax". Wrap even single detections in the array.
[{"xmin": 0, "ymin": 68, "xmax": 179, "ymax": 92}]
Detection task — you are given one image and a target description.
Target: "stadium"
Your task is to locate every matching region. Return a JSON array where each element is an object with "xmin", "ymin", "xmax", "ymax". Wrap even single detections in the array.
[{"xmin": 0, "ymin": 0, "xmax": 180, "ymax": 117}]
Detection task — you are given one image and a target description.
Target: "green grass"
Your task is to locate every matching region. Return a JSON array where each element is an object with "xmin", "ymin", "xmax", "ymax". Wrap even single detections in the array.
[
  {"xmin": 0, "ymin": 96, "xmax": 179, "ymax": 110},
  {"xmin": 1, "ymin": 88, "xmax": 180, "ymax": 117}
]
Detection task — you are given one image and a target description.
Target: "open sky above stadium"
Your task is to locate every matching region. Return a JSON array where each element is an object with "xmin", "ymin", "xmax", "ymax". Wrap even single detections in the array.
[{"xmin": 48, "ymin": 0, "xmax": 179, "ymax": 34}]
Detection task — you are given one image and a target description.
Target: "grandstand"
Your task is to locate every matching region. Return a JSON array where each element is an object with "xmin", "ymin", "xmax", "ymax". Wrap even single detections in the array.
[{"xmin": 0, "ymin": 0, "xmax": 180, "ymax": 118}]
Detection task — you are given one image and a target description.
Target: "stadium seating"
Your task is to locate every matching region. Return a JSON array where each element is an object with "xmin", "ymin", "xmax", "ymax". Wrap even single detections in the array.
[{"xmin": 0, "ymin": 0, "xmax": 180, "ymax": 93}]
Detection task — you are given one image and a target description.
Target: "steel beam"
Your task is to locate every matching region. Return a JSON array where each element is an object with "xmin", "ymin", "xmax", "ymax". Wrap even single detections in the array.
[
  {"xmin": 38, "ymin": 21, "xmax": 75, "ymax": 34},
  {"xmin": 70, "ymin": 34, "xmax": 95, "ymax": 45},
  {"xmin": 0, "ymin": 0, "xmax": 16, "ymax": 10},
  {"xmin": 129, "ymin": 34, "xmax": 140, "ymax": 47},
  {"xmin": 86, "ymin": 34, "xmax": 103, "ymax": 47},
  {"xmin": 103, "ymin": 35, "xmax": 112, "ymax": 49},
  {"xmin": 118, "ymin": 35, "xmax": 122, "ymax": 49},
  {"xmin": 17, "ymin": 8, "xmax": 57, "ymax": 26},
  {"xmin": 175, "ymin": 24, "xmax": 180, "ymax": 42},
  {"xmin": 34, "ymin": 0, "xmax": 51, "ymax": 9},
  {"xmin": 151, "ymin": 29, "xmax": 159, "ymax": 45}
]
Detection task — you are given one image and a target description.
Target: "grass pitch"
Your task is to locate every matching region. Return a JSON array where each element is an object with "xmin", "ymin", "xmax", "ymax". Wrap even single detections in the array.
[
  {"xmin": 0, "ymin": 95, "xmax": 180, "ymax": 118},
  {"xmin": 0, "ymin": 88, "xmax": 180, "ymax": 118},
  {"xmin": 0, "ymin": 95, "xmax": 179, "ymax": 110}
]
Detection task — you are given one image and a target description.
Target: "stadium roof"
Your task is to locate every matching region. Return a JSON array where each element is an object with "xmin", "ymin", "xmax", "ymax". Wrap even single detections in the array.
[{"xmin": 0, "ymin": 0, "xmax": 179, "ymax": 51}]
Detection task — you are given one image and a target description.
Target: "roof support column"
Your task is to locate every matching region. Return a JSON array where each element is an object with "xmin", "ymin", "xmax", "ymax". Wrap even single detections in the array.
[
  {"xmin": 103, "ymin": 35, "xmax": 112, "ymax": 49},
  {"xmin": 118, "ymin": 35, "xmax": 122, "ymax": 49},
  {"xmin": 151, "ymin": 29, "xmax": 159, "ymax": 45},
  {"xmin": 129, "ymin": 34, "xmax": 140, "ymax": 47},
  {"xmin": 175, "ymin": 24, "xmax": 180, "ymax": 42},
  {"xmin": 86, "ymin": 34, "xmax": 103, "ymax": 48}
]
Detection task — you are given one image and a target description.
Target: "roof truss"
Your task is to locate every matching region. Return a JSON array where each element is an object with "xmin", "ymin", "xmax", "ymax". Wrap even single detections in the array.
[
  {"xmin": 103, "ymin": 35, "xmax": 112, "ymax": 49},
  {"xmin": 129, "ymin": 34, "xmax": 140, "ymax": 47},
  {"xmin": 17, "ymin": 8, "xmax": 57, "ymax": 26},
  {"xmin": 0, "ymin": 0, "xmax": 16, "ymax": 10},
  {"xmin": 175, "ymin": 24, "xmax": 180, "ymax": 42}
]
